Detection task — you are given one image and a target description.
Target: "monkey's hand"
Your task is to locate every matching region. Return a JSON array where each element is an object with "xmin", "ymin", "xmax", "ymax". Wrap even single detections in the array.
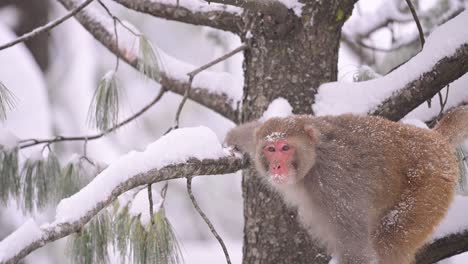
[{"xmin": 224, "ymin": 121, "xmax": 261, "ymax": 156}]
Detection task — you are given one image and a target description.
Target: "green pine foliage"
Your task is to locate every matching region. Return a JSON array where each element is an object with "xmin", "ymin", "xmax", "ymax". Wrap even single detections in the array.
[
  {"xmin": 68, "ymin": 213, "xmax": 112, "ymax": 264},
  {"xmin": 125, "ymin": 210, "xmax": 183, "ymax": 264},
  {"xmin": 20, "ymin": 152, "xmax": 61, "ymax": 212},
  {"xmin": 0, "ymin": 81, "xmax": 17, "ymax": 121},
  {"xmin": 0, "ymin": 146, "xmax": 19, "ymax": 204},
  {"xmin": 69, "ymin": 201, "xmax": 183, "ymax": 264},
  {"xmin": 87, "ymin": 71, "xmax": 120, "ymax": 131},
  {"xmin": 60, "ymin": 158, "xmax": 99, "ymax": 199},
  {"xmin": 137, "ymin": 36, "xmax": 162, "ymax": 82}
]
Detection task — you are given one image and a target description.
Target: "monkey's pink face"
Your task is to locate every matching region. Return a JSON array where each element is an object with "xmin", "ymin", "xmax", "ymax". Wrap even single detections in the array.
[{"xmin": 263, "ymin": 139, "xmax": 297, "ymax": 184}]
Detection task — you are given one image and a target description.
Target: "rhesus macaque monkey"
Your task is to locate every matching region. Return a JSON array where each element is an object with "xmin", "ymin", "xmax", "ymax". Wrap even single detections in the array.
[{"xmin": 225, "ymin": 106, "xmax": 468, "ymax": 264}]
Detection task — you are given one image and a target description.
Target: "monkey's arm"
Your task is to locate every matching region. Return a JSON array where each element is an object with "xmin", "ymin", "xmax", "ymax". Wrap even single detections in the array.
[{"xmin": 225, "ymin": 121, "xmax": 261, "ymax": 156}]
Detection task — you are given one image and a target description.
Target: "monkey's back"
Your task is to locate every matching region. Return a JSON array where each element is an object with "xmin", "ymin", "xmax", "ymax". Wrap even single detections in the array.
[{"xmin": 308, "ymin": 114, "xmax": 458, "ymax": 248}]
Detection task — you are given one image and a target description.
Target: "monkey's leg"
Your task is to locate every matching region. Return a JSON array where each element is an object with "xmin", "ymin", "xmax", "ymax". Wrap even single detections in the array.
[{"xmin": 373, "ymin": 175, "xmax": 455, "ymax": 264}]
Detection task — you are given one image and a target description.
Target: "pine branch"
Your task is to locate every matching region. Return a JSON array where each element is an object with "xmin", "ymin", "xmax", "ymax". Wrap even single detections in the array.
[
  {"xmin": 58, "ymin": 0, "xmax": 240, "ymax": 123},
  {"xmin": 19, "ymin": 88, "xmax": 166, "ymax": 149},
  {"xmin": 113, "ymin": 0, "xmax": 244, "ymax": 34},
  {"xmin": 0, "ymin": 156, "xmax": 248, "ymax": 264}
]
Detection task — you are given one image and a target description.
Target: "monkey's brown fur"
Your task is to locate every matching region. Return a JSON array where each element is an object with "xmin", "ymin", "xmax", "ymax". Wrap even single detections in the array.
[{"xmin": 225, "ymin": 107, "xmax": 468, "ymax": 264}]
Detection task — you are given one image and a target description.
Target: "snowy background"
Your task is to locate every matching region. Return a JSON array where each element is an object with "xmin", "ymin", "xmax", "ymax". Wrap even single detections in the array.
[{"xmin": 0, "ymin": 0, "xmax": 467, "ymax": 263}]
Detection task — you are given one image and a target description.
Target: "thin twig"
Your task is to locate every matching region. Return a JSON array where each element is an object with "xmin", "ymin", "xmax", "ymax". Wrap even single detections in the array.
[
  {"xmin": 19, "ymin": 88, "xmax": 167, "ymax": 149},
  {"xmin": 147, "ymin": 184, "xmax": 154, "ymax": 225},
  {"xmin": 160, "ymin": 181, "xmax": 169, "ymax": 208},
  {"xmin": 188, "ymin": 44, "xmax": 248, "ymax": 78},
  {"xmin": 173, "ymin": 77, "xmax": 193, "ymax": 129},
  {"xmin": 186, "ymin": 176, "xmax": 232, "ymax": 264},
  {"xmin": 172, "ymin": 44, "xmax": 248, "ymax": 128},
  {"xmin": 97, "ymin": 0, "xmax": 141, "ymax": 36},
  {"xmin": 405, "ymin": 0, "xmax": 425, "ymax": 48},
  {"xmin": 98, "ymin": 0, "xmax": 121, "ymax": 71},
  {"xmin": 0, "ymin": 0, "xmax": 95, "ymax": 51}
]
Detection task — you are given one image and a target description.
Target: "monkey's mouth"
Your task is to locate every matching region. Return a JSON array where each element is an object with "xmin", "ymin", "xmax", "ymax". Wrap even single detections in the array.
[{"xmin": 271, "ymin": 173, "xmax": 290, "ymax": 184}]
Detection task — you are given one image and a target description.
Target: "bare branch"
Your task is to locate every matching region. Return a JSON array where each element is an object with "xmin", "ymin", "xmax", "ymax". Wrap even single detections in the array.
[
  {"xmin": 58, "ymin": 0, "xmax": 241, "ymax": 123},
  {"xmin": 188, "ymin": 44, "xmax": 247, "ymax": 79},
  {"xmin": 18, "ymin": 88, "xmax": 167, "ymax": 149},
  {"xmin": 0, "ymin": 0, "xmax": 95, "ymax": 51},
  {"xmin": 416, "ymin": 229, "xmax": 468, "ymax": 264},
  {"xmin": 113, "ymin": 0, "xmax": 244, "ymax": 34},
  {"xmin": 0, "ymin": 155, "xmax": 248, "ymax": 264},
  {"xmin": 186, "ymin": 177, "xmax": 232, "ymax": 264},
  {"xmin": 371, "ymin": 43, "xmax": 468, "ymax": 121},
  {"xmin": 404, "ymin": 0, "xmax": 425, "ymax": 48}
]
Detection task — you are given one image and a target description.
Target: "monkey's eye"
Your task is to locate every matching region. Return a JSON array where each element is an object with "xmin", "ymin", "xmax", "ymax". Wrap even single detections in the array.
[
  {"xmin": 267, "ymin": 146, "xmax": 276, "ymax": 152},
  {"xmin": 282, "ymin": 145, "xmax": 290, "ymax": 151}
]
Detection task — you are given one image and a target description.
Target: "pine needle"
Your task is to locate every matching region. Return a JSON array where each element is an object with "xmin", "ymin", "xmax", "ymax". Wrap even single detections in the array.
[
  {"xmin": 137, "ymin": 36, "xmax": 161, "ymax": 82},
  {"xmin": 0, "ymin": 81, "xmax": 17, "ymax": 121},
  {"xmin": 20, "ymin": 152, "xmax": 62, "ymax": 212},
  {"xmin": 68, "ymin": 213, "xmax": 111, "ymax": 264},
  {"xmin": 87, "ymin": 71, "xmax": 120, "ymax": 131},
  {"xmin": 112, "ymin": 205, "xmax": 183, "ymax": 264},
  {"xmin": 0, "ymin": 147, "xmax": 19, "ymax": 204}
]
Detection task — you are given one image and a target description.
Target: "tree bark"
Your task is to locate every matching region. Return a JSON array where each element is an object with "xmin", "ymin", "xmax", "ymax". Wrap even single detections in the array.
[{"xmin": 241, "ymin": 1, "xmax": 355, "ymax": 263}]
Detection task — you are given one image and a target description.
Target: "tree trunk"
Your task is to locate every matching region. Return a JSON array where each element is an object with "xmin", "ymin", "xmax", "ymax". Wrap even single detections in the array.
[{"xmin": 241, "ymin": 1, "xmax": 355, "ymax": 263}]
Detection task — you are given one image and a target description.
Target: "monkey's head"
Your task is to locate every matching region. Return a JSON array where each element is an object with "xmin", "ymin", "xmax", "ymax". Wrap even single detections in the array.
[{"xmin": 254, "ymin": 116, "xmax": 318, "ymax": 185}]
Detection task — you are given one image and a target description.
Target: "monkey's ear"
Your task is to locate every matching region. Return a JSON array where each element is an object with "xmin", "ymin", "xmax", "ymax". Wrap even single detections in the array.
[{"xmin": 304, "ymin": 125, "xmax": 318, "ymax": 143}]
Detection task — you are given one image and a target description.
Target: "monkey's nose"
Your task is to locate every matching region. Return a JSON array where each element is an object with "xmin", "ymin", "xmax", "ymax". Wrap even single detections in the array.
[{"xmin": 271, "ymin": 162, "xmax": 287, "ymax": 175}]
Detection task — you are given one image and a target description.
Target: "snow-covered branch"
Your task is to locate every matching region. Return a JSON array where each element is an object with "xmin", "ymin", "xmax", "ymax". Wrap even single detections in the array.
[
  {"xmin": 372, "ymin": 43, "xmax": 468, "ymax": 121},
  {"xmin": 205, "ymin": 0, "xmax": 294, "ymax": 17},
  {"xmin": 113, "ymin": 0, "xmax": 244, "ymax": 34},
  {"xmin": 314, "ymin": 11, "xmax": 468, "ymax": 121},
  {"xmin": 416, "ymin": 229, "xmax": 468, "ymax": 263},
  {"xmin": 58, "ymin": 0, "xmax": 242, "ymax": 123},
  {"xmin": 0, "ymin": 127, "xmax": 248, "ymax": 264}
]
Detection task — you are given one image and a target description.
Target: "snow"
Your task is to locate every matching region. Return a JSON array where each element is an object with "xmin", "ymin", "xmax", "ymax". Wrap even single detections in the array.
[
  {"xmin": 277, "ymin": 0, "xmax": 304, "ymax": 16},
  {"xmin": 314, "ymin": 11, "xmax": 468, "ymax": 117},
  {"xmin": 433, "ymin": 196, "xmax": 468, "ymax": 239},
  {"xmin": 0, "ymin": 127, "xmax": 18, "ymax": 150},
  {"xmin": 0, "ymin": 22, "xmax": 52, "ymax": 141},
  {"xmin": 54, "ymin": 126, "xmax": 228, "ymax": 223},
  {"xmin": 400, "ymin": 118, "xmax": 429, "ymax": 129},
  {"xmin": 0, "ymin": 219, "xmax": 43, "ymax": 262},
  {"xmin": 260, "ymin": 97, "xmax": 293, "ymax": 121},
  {"xmin": 344, "ymin": 0, "xmax": 411, "ymax": 37}
]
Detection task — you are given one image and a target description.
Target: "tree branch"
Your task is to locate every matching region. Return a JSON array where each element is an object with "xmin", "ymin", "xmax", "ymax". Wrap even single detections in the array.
[
  {"xmin": 0, "ymin": 0, "xmax": 95, "ymax": 52},
  {"xmin": 18, "ymin": 88, "xmax": 167, "ymax": 149},
  {"xmin": 416, "ymin": 230, "xmax": 468, "ymax": 264},
  {"xmin": 58, "ymin": 0, "xmax": 241, "ymax": 123},
  {"xmin": 206, "ymin": 0, "xmax": 289, "ymax": 17},
  {"xmin": 371, "ymin": 43, "xmax": 468, "ymax": 121},
  {"xmin": 112, "ymin": 0, "xmax": 244, "ymax": 34},
  {"xmin": 0, "ymin": 155, "xmax": 248, "ymax": 264}
]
